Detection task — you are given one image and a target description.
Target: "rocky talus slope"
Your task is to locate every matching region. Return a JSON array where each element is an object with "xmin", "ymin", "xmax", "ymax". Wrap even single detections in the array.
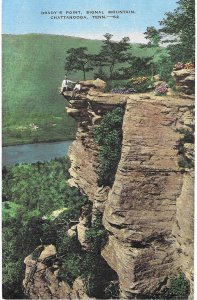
[{"xmin": 23, "ymin": 76, "xmax": 194, "ymax": 299}]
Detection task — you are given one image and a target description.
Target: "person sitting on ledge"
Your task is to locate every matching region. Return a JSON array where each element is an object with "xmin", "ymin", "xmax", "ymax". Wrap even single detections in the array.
[
  {"xmin": 72, "ymin": 81, "xmax": 81, "ymax": 98},
  {"xmin": 60, "ymin": 75, "xmax": 75, "ymax": 94}
]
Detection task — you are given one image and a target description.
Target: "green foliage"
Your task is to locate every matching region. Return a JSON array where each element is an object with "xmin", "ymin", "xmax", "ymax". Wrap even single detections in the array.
[
  {"xmin": 2, "ymin": 201, "xmax": 21, "ymax": 219},
  {"xmin": 128, "ymin": 77, "xmax": 154, "ymax": 93},
  {"xmin": 80, "ymin": 252, "xmax": 118, "ymax": 299},
  {"xmin": 160, "ymin": 0, "xmax": 195, "ymax": 63},
  {"xmin": 94, "ymin": 67, "xmax": 108, "ymax": 81},
  {"xmin": 60, "ymin": 253, "xmax": 82, "ymax": 283},
  {"xmin": 104, "ymin": 281, "xmax": 120, "ymax": 299},
  {"xmin": 162, "ymin": 273, "xmax": 190, "ymax": 299},
  {"xmin": 3, "ymin": 215, "xmax": 44, "ymax": 298},
  {"xmin": 53, "ymin": 210, "xmax": 114, "ymax": 297},
  {"xmin": 104, "ymin": 79, "xmax": 130, "ymax": 92},
  {"xmin": 121, "ymin": 56, "xmax": 152, "ymax": 78},
  {"xmin": 3, "ymin": 33, "xmax": 183, "ymax": 147},
  {"xmin": 93, "ymin": 107, "xmax": 124, "ymax": 187},
  {"xmin": 80, "ymin": 214, "xmax": 116, "ymax": 298},
  {"xmin": 178, "ymin": 157, "xmax": 193, "ymax": 169},
  {"xmin": 31, "ymin": 246, "xmax": 44, "ymax": 260},
  {"xmin": 52, "ymin": 210, "xmax": 116, "ymax": 298},
  {"xmin": 65, "ymin": 47, "xmax": 93, "ymax": 80},
  {"xmin": 144, "ymin": 26, "xmax": 161, "ymax": 46},
  {"xmin": 96, "ymin": 33, "xmax": 131, "ymax": 79},
  {"xmin": 178, "ymin": 129, "xmax": 194, "ymax": 144},
  {"xmin": 3, "ymin": 156, "xmax": 119, "ymax": 299},
  {"xmin": 2, "ymin": 157, "xmax": 88, "ymax": 298},
  {"xmin": 2, "ymin": 34, "xmax": 103, "ymax": 145},
  {"xmin": 85, "ymin": 214, "xmax": 108, "ymax": 253},
  {"xmin": 2, "ymin": 157, "xmax": 74, "ymax": 215},
  {"xmin": 167, "ymin": 272, "xmax": 190, "ymax": 299}
]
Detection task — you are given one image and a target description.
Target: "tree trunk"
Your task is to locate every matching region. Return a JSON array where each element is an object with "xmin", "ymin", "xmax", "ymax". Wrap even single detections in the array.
[
  {"xmin": 82, "ymin": 66, "xmax": 86, "ymax": 80},
  {"xmin": 110, "ymin": 63, "xmax": 115, "ymax": 79}
]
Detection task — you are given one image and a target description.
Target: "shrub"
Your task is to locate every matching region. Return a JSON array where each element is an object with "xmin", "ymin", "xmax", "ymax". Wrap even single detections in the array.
[
  {"xmin": 81, "ymin": 252, "xmax": 118, "ymax": 299},
  {"xmin": 164, "ymin": 272, "xmax": 190, "ymax": 299},
  {"xmin": 59, "ymin": 252, "xmax": 82, "ymax": 284},
  {"xmin": 178, "ymin": 157, "xmax": 194, "ymax": 169},
  {"xmin": 184, "ymin": 62, "xmax": 194, "ymax": 69},
  {"xmin": 167, "ymin": 78, "xmax": 177, "ymax": 91},
  {"xmin": 128, "ymin": 76, "xmax": 154, "ymax": 93},
  {"xmin": 3, "ymin": 157, "xmax": 118, "ymax": 299},
  {"xmin": 174, "ymin": 62, "xmax": 194, "ymax": 71},
  {"xmin": 104, "ymin": 81, "xmax": 113, "ymax": 92},
  {"xmin": 2, "ymin": 157, "xmax": 87, "ymax": 298},
  {"xmin": 94, "ymin": 67, "xmax": 108, "ymax": 81},
  {"xmin": 130, "ymin": 76, "xmax": 148, "ymax": 84},
  {"xmin": 111, "ymin": 87, "xmax": 136, "ymax": 94},
  {"xmin": 104, "ymin": 79, "xmax": 131, "ymax": 93},
  {"xmin": 31, "ymin": 246, "xmax": 44, "ymax": 260},
  {"xmin": 155, "ymin": 83, "xmax": 168, "ymax": 95},
  {"xmin": 85, "ymin": 214, "xmax": 108, "ymax": 253},
  {"xmin": 93, "ymin": 107, "xmax": 124, "ymax": 187},
  {"xmin": 104, "ymin": 281, "xmax": 120, "ymax": 299},
  {"xmin": 56, "ymin": 214, "xmax": 116, "ymax": 298}
]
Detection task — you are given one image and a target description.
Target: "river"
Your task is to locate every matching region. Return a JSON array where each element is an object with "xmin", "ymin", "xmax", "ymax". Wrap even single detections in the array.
[{"xmin": 2, "ymin": 140, "xmax": 73, "ymax": 166}]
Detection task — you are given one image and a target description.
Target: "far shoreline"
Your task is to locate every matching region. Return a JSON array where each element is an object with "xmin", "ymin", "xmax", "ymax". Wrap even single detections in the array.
[{"xmin": 2, "ymin": 137, "xmax": 75, "ymax": 148}]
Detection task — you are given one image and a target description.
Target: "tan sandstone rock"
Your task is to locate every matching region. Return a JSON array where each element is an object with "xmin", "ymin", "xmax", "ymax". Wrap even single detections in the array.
[
  {"xmin": 23, "ymin": 245, "xmax": 71, "ymax": 299},
  {"xmin": 171, "ymin": 68, "xmax": 195, "ymax": 94},
  {"xmin": 23, "ymin": 78, "xmax": 194, "ymax": 299},
  {"xmin": 66, "ymin": 82, "xmax": 194, "ymax": 298}
]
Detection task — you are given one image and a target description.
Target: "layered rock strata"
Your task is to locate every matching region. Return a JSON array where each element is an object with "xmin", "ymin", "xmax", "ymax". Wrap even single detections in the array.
[
  {"xmin": 66, "ymin": 79, "xmax": 194, "ymax": 298},
  {"xmin": 23, "ymin": 78, "xmax": 194, "ymax": 299},
  {"xmin": 23, "ymin": 245, "xmax": 92, "ymax": 300},
  {"xmin": 172, "ymin": 68, "xmax": 195, "ymax": 95}
]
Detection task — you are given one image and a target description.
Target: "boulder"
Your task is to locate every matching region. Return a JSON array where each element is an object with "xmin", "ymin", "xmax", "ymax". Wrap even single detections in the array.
[
  {"xmin": 71, "ymin": 277, "xmax": 94, "ymax": 299},
  {"xmin": 79, "ymin": 78, "xmax": 106, "ymax": 92},
  {"xmin": 153, "ymin": 74, "xmax": 161, "ymax": 81},
  {"xmin": 171, "ymin": 68, "xmax": 195, "ymax": 94},
  {"xmin": 67, "ymin": 224, "xmax": 77, "ymax": 237},
  {"xmin": 39, "ymin": 244, "xmax": 56, "ymax": 260}
]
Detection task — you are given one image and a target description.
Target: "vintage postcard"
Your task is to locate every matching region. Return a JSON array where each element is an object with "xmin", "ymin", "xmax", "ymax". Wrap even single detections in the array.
[{"xmin": 2, "ymin": 0, "xmax": 194, "ymax": 299}]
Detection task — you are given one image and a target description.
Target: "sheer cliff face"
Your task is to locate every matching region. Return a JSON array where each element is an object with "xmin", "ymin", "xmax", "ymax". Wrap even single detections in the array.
[{"xmin": 67, "ymin": 80, "xmax": 194, "ymax": 298}]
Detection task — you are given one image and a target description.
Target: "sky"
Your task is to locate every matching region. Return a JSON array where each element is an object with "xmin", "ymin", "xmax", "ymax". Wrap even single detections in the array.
[{"xmin": 2, "ymin": 0, "xmax": 178, "ymax": 43}]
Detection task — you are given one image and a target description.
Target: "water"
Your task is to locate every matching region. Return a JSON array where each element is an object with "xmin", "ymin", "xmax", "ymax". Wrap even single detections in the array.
[{"xmin": 2, "ymin": 140, "xmax": 73, "ymax": 166}]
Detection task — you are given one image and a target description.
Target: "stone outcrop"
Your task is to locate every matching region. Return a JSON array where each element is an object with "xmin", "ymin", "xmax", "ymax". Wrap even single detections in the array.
[
  {"xmin": 23, "ymin": 245, "xmax": 92, "ymax": 300},
  {"xmin": 23, "ymin": 78, "xmax": 194, "ymax": 299},
  {"xmin": 171, "ymin": 68, "xmax": 195, "ymax": 95},
  {"xmin": 66, "ymin": 79, "xmax": 194, "ymax": 298},
  {"xmin": 102, "ymin": 95, "xmax": 194, "ymax": 298},
  {"xmin": 23, "ymin": 245, "xmax": 71, "ymax": 299},
  {"xmin": 66, "ymin": 82, "xmax": 127, "ymax": 213}
]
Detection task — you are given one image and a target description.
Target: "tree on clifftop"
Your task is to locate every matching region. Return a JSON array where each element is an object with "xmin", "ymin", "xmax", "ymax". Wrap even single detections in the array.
[
  {"xmin": 97, "ymin": 33, "xmax": 132, "ymax": 79},
  {"xmin": 65, "ymin": 47, "xmax": 93, "ymax": 80},
  {"xmin": 144, "ymin": 26, "xmax": 161, "ymax": 47},
  {"xmin": 159, "ymin": 0, "xmax": 195, "ymax": 63}
]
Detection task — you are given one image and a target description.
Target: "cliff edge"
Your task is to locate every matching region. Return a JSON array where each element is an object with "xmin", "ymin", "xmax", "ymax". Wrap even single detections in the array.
[
  {"xmin": 23, "ymin": 76, "xmax": 194, "ymax": 299},
  {"xmin": 66, "ymin": 78, "xmax": 194, "ymax": 298}
]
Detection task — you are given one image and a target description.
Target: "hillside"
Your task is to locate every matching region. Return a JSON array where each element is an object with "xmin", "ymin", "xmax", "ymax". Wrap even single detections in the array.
[
  {"xmin": 2, "ymin": 34, "xmax": 159, "ymax": 146},
  {"xmin": 2, "ymin": 34, "xmax": 103, "ymax": 145}
]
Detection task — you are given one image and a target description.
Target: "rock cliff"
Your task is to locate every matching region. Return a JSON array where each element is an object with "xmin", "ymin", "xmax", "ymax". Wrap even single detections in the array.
[
  {"xmin": 23, "ymin": 77, "xmax": 194, "ymax": 299},
  {"xmin": 66, "ymin": 79, "xmax": 194, "ymax": 298},
  {"xmin": 23, "ymin": 245, "xmax": 91, "ymax": 299}
]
